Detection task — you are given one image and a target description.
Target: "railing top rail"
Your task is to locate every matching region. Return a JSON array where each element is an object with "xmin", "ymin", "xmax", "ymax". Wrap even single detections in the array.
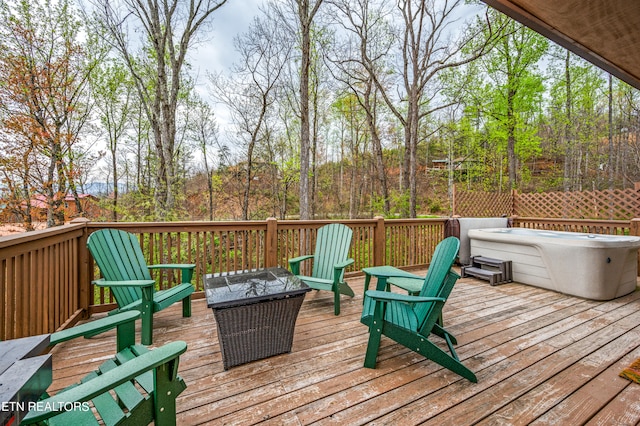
[
  {"xmin": 86, "ymin": 221, "xmax": 270, "ymax": 233},
  {"xmin": 269, "ymin": 219, "xmax": 380, "ymax": 228},
  {"xmin": 383, "ymin": 218, "xmax": 448, "ymax": 224},
  {"xmin": 0, "ymin": 222, "xmax": 85, "ymax": 250},
  {"xmin": 84, "ymin": 218, "xmax": 450, "ymax": 233}
]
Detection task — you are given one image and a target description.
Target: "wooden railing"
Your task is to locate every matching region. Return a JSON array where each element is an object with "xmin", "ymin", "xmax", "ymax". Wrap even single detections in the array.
[
  {"xmin": 0, "ymin": 223, "xmax": 88, "ymax": 340},
  {"xmin": 84, "ymin": 218, "xmax": 448, "ymax": 314},
  {"xmin": 2, "ymin": 216, "xmax": 639, "ymax": 341}
]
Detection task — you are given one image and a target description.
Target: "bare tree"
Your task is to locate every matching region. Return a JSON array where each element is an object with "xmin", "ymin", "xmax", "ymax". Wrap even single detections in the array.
[
  {"xmin": 186, "ymin": 98, "xmax": 219, "ymax": 221},
  {"xmin": 271, "ymin": 0, "xmax": 326, "ymax": 219},
  {"xmin": 365, "ymin": 0, "xmax": 503, "ymax": 217},
  {"xmin": 91, "ymin": 59, "xmax": 133, "ymax": 220},
  {"xmin": 89, "ymin": 0, "xmax": 228, "ymax": 218},
  {"xmin": 210, "ymin": 14, "xmax": 290, "ymax": 220},
  {"xmin": 297, "ymin": 0, "xmax": 325, "ymax": 220},
  {"xmin": 329, "ymin": 0, "xmax": 394, "ymax": 215}
]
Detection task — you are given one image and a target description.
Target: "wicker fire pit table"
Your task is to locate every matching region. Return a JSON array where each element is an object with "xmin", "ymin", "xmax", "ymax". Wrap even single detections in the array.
[{"xmin": 204, "ymin": 267, "xmax": 311, "ymax": 370}]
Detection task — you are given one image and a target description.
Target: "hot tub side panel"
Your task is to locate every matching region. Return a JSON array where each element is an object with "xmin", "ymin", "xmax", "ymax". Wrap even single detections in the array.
[
  {"xmin": 533, "ymin": 243, "xmax": 631, "ymax": 300},
  {"xmin": 469, "ymin": 231, "xmax": 638, "ymax": 300}
]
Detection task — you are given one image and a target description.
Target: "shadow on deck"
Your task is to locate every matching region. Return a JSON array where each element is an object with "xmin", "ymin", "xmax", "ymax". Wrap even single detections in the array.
[{"xmin": 48, "ymin": 269, "xmax": 640, "ymax": 425}]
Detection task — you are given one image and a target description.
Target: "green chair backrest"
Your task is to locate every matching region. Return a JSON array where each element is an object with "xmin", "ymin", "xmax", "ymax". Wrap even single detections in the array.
[
  {"xmin": 87, "ymin": 229, "xmax": 152, "ymax": 307},
  {"xmin": 413, "ymin": 236, "xmax": 460, "ymax": 332},
  {"xmin": 311, "ymin": 223, "xmax": 353, "ymax": 281}
]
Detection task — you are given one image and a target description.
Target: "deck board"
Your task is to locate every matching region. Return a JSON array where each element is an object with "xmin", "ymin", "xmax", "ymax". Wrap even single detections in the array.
[{"xmin": 47, "ymin": 270, "xmax": 640, "ymax": 425}]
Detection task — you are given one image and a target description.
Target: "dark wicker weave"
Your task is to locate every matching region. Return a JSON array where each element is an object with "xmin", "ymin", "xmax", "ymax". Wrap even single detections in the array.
[{"xmin": 213, "ymin": 294, "xmax": 306, "ymax": 370}]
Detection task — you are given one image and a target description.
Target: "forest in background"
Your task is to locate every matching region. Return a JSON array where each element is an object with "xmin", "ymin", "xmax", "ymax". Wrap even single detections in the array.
[{"xmin": 1, "ymin": 0, "xmax": 639, "ymax": 228}]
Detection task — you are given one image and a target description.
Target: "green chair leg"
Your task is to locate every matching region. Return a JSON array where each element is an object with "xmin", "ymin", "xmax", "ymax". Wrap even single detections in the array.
[
  {"xmin": 364, "ymin": 318, "xmax": 383, "ymax": 368},
  {"xmin": 182, "ymin": 295, "xmax": 192, "ymax": 317},
  {"xmin": 141, "ymin": 287, "xmax": 154, "ymax": 345}
]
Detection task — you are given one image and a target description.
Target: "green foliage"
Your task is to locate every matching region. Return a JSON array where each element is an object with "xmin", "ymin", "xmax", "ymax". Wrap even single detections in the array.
[{"xmin": 390, "ymin": 190, "xmax": 411, "ymax": 218}]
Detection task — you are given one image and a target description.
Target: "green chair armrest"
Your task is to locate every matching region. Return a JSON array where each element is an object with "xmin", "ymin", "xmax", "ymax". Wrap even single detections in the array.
[
  {"xmin": 49, "ymin": 311, "xmax": 140, "ymax": 346},
  {"xmin": 92, "ymin": 278, "xmax": 156, "ymax": 288},
  {"xmin": 365, "ymin": 290, "xmax": 446, "ymax": 304},
  {"xmin": 362, "ymin": 266, "xmax": 424, "ymax": 280},
  {"xmin": 148, "ymin": 264, "xmax": 195, "ymax": 270},
  {"xmin": 288, "ymin": 254, "xmax": 314, "ymax": 265},
  {"xmin": 334, "ymin": 258, "xmax": 355, "ymax": 271},
  {"xmin": 333, "ymin": 258, "xmax": 355, "ymax": 284},
  {"xmin": 289, "ymin": 255, "xmax": 314, "ymax": 275},
  {"xmin": 21, "ymin": 341, "xmax": 188, "ymax": 424},
  {"xmin": 148, "ymin": 263, "xmax": 196, "ymax": 283}
]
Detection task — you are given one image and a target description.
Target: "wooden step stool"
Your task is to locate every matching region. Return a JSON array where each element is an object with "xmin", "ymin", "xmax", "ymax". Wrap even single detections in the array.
[{"xmin": 461, "ymin": 256, "xmax": 512, "ymax": 286}]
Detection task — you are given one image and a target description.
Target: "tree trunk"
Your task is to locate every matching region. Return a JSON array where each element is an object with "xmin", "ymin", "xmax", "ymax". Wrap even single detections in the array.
[
  {"xmin": 563, "ymin": 50, "xmax": 572, "ymax": 192},
  {"xmin": 507, "ymin": 87, "xmax": 517, "ymax": 189},
  {"xmin": 364, "ymin": 84, "xmax": 390, "ymax": 215},
  {"xmin": 297, "ymin": 0, "xmax": 323, "ymax": 220},
  {"xmin": 299, "ymin": 21, "xmax": 311, "ymax": 220}
]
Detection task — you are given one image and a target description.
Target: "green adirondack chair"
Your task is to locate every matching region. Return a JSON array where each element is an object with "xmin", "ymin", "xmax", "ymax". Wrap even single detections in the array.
[
  {"xmin": 87, "ymin": 229, "xmax": 195, "ymax": 345},
  {"xmin": 288, "ymin": 223, "xmax": 355, "ymax": 315},
  {"xmin": 22, "ymin": 311, "xmax": 188, "ymax": 425},
  {"xmin": 360, "ymin": 236, "xmax": 477, "ymax": 382}
]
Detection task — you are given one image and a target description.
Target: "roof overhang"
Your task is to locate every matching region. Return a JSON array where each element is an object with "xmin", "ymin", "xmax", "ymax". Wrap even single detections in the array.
[{"xmin": 481, "ymin": 0, "xmax": 640, "ymax": 90}]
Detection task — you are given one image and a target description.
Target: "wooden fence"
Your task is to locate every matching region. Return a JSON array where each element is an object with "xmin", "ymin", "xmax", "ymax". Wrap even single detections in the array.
[
  {"xmin": 453, "ymin": 183, "xmax": 640, "ymax": 220},
  {"xmin": 2, "ymin": 216, "xmax": 639, "ymax": 341},
  {"xmin": 452, "ymin": 187, "xmax": 513, "ymax": 217}
]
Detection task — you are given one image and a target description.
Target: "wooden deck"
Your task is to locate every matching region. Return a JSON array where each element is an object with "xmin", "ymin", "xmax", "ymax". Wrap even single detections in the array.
[{"xmin": 49, "ymin": 270, "xmax": 640, "ymax": 425}]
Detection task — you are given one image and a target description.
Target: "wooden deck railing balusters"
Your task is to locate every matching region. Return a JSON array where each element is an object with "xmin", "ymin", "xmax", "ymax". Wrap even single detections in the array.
[
  {"xmin": 1, "ymin": 216, "xmax": 636, "ymax": 340},
  {"xmin": 0, "ymin": 224, "xmax": 85, "ymax": 340}
]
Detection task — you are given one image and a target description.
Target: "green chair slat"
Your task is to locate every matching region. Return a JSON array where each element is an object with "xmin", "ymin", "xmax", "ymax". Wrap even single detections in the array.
[
  {"xmin": 413, "ymin": 237, "xmax": 460, "ymax": 330},
  {"xmin": 116, "ymin": 345, "xmax": 154, "ymax": 394},
  {"xmin": 99, "ymin": 359, "xmax": 145, "ymax": 413},
  {"xmin": 45, "ymin": 404, "xmax": 98, "ymax": 426},
  {"xmin": 362, "ymin": 292, "xmax": 419, "ymax": 331},
  {"xmin": 312, "ymin": 223, "xmax": 352, "ymax": 281},
  {"xmin": 77, "ymin": 369, "xmax": 128, "ymax": 426}
]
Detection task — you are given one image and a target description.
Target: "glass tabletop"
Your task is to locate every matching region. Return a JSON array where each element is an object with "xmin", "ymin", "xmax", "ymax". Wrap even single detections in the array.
[{"xmin": 204, "ymin": 267, "xmax": 310, "ymax": 308}]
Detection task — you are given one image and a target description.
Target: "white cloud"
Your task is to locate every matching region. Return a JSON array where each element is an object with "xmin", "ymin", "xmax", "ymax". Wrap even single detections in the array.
[{"xmin": 190, "ymin": 0, "xmax": 263, "ymax": 78}]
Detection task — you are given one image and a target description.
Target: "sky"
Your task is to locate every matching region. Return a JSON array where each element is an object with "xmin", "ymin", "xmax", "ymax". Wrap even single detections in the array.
[
  {"xmin": 187, "ymin": 0, "xmax": 264, "ymax": 139},
  {"xmin": 190, "ymin": 0, "xmax": 263, "ymax": 90}
]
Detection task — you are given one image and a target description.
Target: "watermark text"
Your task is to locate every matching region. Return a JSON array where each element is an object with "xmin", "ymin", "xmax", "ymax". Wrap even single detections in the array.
[{"xmin": 1, "ymin": 401, "xmax": 90, "ymax": 413}]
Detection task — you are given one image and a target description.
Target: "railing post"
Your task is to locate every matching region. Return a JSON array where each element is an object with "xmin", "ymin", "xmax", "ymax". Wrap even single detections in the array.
[
  {"xmin": 631, "ymin": 218, "xmax": 640, "ymax": 277},
  {"xmin": 265, "ymin": 217, "xmax": 278, "ymax": 268},
  {"xmin": 373, "ymin": 216, "xmax": 386, "ymax": 267},
  {"xmin": 71, "ymin": 217, "xmax": 91, "ymax": 319},
  {"xmin": 77, "ymin": 219, "xmax": 92, "ymax": 318}
]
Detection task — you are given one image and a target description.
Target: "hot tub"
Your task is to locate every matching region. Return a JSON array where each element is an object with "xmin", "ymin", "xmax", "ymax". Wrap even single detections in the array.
[{"xmin": 468, "ymin": 227, "xmax": 640, "ymax": 300}]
